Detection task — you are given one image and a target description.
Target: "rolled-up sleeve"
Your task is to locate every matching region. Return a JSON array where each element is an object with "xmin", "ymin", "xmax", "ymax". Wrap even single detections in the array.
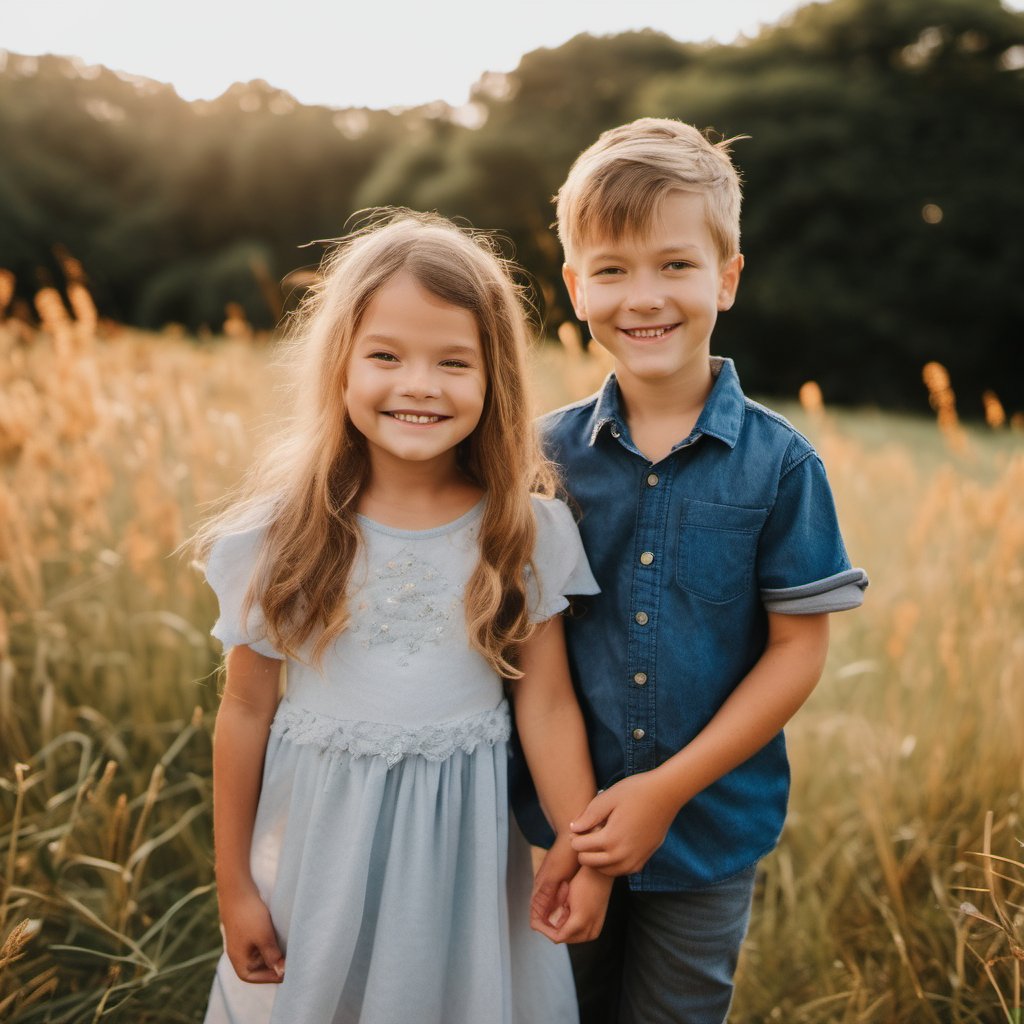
[{"xmin": 757, "ymin": 444, "xmax": 868, "ymax": 614}]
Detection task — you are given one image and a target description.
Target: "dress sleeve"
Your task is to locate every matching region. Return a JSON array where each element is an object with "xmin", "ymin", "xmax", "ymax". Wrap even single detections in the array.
[
  {"xmin": 204, "ymin": 528, "xmax": 284, "ymax": 659},
  {"xmin": 757, "ymin": 442, "xmax": 868, "ymax": 614},
  {"xmin": 527, "ymin": 496, "xmax": 600, "ymax": 622}
]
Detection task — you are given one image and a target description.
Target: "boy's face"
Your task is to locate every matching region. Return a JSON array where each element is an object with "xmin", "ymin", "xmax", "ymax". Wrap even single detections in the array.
[{"xmin": 562, "ymin": 189, "xmax": 742, "ymax": 391}]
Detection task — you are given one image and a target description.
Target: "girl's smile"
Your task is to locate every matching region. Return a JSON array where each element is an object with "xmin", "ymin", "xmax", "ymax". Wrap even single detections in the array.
[{"xmin": 385, "ymin": 410, "xmax": 451, "ymax": 425}]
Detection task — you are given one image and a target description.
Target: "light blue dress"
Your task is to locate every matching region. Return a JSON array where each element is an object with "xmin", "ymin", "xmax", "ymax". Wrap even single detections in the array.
[{"xmin": 202, "ymin": 496, "xmax": 598, "ymax": 1024}]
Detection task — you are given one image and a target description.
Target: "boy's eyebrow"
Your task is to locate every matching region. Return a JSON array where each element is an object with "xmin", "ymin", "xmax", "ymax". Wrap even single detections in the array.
[{"xmin": 587, "ymin": 243, "xmax": 704, "ymax": 262}]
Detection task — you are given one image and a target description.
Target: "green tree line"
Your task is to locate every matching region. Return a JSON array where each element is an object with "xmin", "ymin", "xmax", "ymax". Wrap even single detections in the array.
[{"xmin": 2, "ymin": 0, "xmax": 1022, "ymax": 413}]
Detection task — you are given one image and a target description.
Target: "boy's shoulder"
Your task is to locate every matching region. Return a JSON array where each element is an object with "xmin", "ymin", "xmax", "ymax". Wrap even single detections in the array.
[
  {"xmin": 537, "ymin": 388, "xmax": 606, "ymax": 457},
  {"xmin": 737, "ymin": 394, "xmax": 819, "ymax": 475},
  {"xmin": 538, "ymin": 389, "xmax": 604, "ymax": 431}
]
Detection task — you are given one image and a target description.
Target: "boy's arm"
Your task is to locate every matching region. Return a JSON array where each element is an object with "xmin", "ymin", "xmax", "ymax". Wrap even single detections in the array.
[
  {"xmin": 570, "ymin": 612, "xmax": 829, "ymax": 876},
  {"xmin": 213, "ymin": 644, "xmax": 287, "ymax": 982},
  {"xmin": 511, "ymin": 615, "xmax": 612, "ymax": 943}
]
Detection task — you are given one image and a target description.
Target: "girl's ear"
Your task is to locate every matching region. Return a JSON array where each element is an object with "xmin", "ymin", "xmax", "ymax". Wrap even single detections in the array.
[
  {"xmin": 717, "ymin": 253, "xmax": 744, "ymax": 312},
  {"xmin": 562, "ymin": 263, "xmax": 587, "ymax": 320}
]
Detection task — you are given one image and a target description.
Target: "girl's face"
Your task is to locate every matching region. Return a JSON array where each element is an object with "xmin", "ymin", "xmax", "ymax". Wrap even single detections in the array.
[{"xmin": 345, "ymin": 272, "xmax": 487, "ymax": 478}]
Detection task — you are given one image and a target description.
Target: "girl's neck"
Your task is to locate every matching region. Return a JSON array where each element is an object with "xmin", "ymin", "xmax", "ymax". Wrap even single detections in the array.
[{"xmin": 357, "ymin": 459, "xmax": 484, "ymax": 531}]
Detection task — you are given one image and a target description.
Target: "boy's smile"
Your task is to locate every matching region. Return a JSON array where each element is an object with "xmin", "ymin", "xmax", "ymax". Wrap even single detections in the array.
[{"xmin": 562, "ymin": 189, "xmax": 742, "ymax": 394}]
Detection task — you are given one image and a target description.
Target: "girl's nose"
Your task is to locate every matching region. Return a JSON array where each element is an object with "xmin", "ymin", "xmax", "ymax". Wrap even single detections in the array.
[{"xmin": 398, "ymin": 370, "xmax": 442, "ymax": 399}]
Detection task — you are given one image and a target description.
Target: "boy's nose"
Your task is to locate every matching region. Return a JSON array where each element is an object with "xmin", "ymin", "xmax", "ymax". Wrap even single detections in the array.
[{"xmin": 627, "ymin": 280, "xmax": 665, "ymax": 312}]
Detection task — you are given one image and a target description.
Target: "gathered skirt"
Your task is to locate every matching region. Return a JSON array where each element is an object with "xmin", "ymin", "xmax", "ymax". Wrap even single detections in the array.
[{"xmin": 204, "ymin": 704, "xmax": 577, "ymax": 1024}]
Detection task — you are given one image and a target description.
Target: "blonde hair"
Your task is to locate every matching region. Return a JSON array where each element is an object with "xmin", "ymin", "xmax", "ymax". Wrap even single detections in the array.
[
  {"xmin": 556, "ymin": 117, "xmax": 744, "ymax": 266},
  {"xmin": 195, "ymin": 210, "xmax": 555, "ymax": 677}
]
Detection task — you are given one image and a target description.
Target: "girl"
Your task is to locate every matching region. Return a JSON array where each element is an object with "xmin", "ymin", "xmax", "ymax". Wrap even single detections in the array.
[{"xmin": 195, "ymin": 210, "xmax": 611, "ymax": 1024}]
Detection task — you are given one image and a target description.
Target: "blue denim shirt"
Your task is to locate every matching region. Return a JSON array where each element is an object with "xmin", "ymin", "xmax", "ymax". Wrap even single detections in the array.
[{"xmin": 511, "ymin": 357, "xmax": 868, "ymax": 891}]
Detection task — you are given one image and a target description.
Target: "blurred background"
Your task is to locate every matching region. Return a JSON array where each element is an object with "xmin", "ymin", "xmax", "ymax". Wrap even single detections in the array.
[
  {"xmin": 2, "ymin": 0, "xmax": 1023, "ymax": 413},
  {"xmin": 1, "ymin": 1, "xmax": 1023, "ymax": 1022}
]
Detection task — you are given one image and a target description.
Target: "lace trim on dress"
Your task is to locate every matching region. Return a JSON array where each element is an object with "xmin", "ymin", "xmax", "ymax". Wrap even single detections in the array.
[{"xmin": 270, "ymin": 701, "xmax": 512, "ymax": 768}]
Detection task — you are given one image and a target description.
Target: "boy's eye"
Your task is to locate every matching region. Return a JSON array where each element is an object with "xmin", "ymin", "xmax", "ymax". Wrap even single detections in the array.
[
  {"xmin": 665, "ymin": 261, "xmax": 695, "ymax": 271},
  {"xmin": 594, "ymin": 267, "xmax": 624, "ymax": 276}
]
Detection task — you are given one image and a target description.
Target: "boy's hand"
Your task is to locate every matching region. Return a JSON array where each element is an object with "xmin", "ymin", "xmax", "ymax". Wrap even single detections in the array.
[
  {"xmin": 220, "ymin": 887, "xmax": 286, "ymax": 983},
  {"xmin": 533, "ymin": 865, "xmax": 613, "ymax": 945},
  {"xmin": 569, "ymin": 772, "xmax": 680, "ymax": 876}
]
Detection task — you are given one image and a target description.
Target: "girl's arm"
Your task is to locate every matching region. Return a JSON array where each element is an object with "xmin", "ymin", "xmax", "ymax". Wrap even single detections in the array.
[
  {"xmin": 511, "ymin": 615, "xmax": 611, "ymax": 944},
  {"xmin": 213, "ymin": 644, "xmax": 286, "ymax": 983}
]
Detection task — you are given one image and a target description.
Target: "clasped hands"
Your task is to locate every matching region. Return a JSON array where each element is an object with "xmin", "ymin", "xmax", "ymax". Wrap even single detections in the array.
[{"xmin": 530, "ymin": 771, "xmax": 679, "ymax": 943}]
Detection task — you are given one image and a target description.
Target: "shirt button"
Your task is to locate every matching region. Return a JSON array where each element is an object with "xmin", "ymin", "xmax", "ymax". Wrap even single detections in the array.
[
  {"xmin": 646, "ymin": 473, "xmax": 659, "ymax": 486},
  {"xmin": 640, "ymin": 551, "xmax": 654, "ymax": 566},
  {"xmin": 633, "ymin": 672, "xmax": 648, "ymax": 685},
  {"xmin": 632, "ymin": 728, "xmax": 646, "ymax": 741},
  {"xmin": 610, "ymin": 424, "xmax": 621, "ymax": 438},
  {"xmin": 634, "ymin": 611, "xmax": 649, "ymax": 625}
]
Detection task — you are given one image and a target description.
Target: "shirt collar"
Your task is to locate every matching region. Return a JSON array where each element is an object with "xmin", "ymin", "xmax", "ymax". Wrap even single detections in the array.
[
  {"xmin": 586, "ymin": 373, "xmax": 625, "ymax": 447},
  {"xmin": 692, "ymin": 356, "xmax": 745, "ymax": 449},
  {"xmin": 586, "ymin": 356, "xmax": 746, "ymax": 450}
]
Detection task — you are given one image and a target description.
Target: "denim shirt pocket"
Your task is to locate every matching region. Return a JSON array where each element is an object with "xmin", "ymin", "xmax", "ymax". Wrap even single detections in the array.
[{"xmin": 677, "ymin": 499, "xmax": 769, "ymax": 604}]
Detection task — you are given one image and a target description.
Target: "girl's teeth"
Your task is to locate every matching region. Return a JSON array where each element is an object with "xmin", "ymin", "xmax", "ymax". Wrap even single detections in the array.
[
  {"xmin": 627, "ymin": 327, "xmax": 668, "ymax": 338},
  {"xmin": 392, "ymin": 412, "xmax": 440, "ymax": 424}
]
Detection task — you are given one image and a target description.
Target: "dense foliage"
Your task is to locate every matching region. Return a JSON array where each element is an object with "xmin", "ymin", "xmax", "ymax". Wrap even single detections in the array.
[{"xmin": 2, "ymin": 0, "xmax": 1023, "ymax": 412}]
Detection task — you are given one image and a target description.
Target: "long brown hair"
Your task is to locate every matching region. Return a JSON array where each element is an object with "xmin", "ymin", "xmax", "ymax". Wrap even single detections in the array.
[{"xmin": 194, "ymin": 210, "xmax": 555, "ymax": 677}]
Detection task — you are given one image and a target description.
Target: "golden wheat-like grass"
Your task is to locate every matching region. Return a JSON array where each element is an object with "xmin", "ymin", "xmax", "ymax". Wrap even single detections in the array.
[{"xmin": 0, "ymin": 295, "xmax": 1021, "ymax": 1022}]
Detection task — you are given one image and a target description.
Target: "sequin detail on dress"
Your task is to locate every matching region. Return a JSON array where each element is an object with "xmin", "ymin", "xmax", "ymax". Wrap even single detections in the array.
[{"xmin": 351, "ymin": 547, "xmax": 461, "ymax": 666}]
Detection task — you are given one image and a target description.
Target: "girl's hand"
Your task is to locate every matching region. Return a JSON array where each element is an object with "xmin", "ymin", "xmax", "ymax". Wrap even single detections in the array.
[
  {"xmin": 530, "ymin": 835, "xmax": 580, "ymax": 934},
  {"xmin": 534, "ymin": 866, "xmax": 613, "ymax": 945},
  {"xmin": 220, "ymin": 888, "xmax": 286, "ymax": 984},
  {"xmin": 569, "ymin": 772, "xmax": 680, "ymax": 876}
]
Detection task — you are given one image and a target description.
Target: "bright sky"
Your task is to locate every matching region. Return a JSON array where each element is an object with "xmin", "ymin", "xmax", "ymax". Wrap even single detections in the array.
[{"xmin": 1, "ymin": 0, "xmax": 817, "ymax": 110}]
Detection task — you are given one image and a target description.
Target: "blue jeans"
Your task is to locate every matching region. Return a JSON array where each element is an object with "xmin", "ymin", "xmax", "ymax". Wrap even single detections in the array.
[{"xmin": 569, "ymin": 865, "xmax": 757, "ymax": 1024}]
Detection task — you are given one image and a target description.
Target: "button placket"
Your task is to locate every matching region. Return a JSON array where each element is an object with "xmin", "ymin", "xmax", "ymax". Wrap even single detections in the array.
[{"xmin": 626, "ymin": 461, "xmax": 670, "ymax": 774}]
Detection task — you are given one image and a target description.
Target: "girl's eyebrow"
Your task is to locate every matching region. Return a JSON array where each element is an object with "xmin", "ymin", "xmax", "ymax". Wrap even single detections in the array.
[
  {"xmin": 356, "ymin": 333, "xmax": 400, "ymax": 346},
  {"xmin": 441, "ymin": 344, "xmax": 481, "ymax": 358},
  {"xmin": 357, "ymin": 334, "xmax": 479, "ymax": 357}
]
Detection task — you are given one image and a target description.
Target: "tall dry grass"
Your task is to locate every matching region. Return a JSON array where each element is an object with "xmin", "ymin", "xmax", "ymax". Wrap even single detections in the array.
[
  {"xmin": 0, "ymin": 292, "xmax": 268, "ymax": 1022},
  {"xmin": 1, "ymin": 293, "xmax": 1022, "ymax": 1022}
]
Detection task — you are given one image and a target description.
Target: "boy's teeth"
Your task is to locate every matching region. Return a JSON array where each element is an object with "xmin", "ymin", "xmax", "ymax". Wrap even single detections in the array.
[
  {"xmin": 626, "ymin": 327, "xmax": 668, "ymax": 338},
  {"xmin": 392, "ymin": 412, "xmax": 441, "ymax": 424}
]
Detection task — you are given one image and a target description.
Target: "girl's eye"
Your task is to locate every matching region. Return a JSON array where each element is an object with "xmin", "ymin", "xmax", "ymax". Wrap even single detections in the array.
[
  {"xmin": 440, "ymin": 359, "xmax": 470, "ymax": 369},
  {"xmin": 369, "ymin": 351, "xmax": 399, "ymax": 362}
]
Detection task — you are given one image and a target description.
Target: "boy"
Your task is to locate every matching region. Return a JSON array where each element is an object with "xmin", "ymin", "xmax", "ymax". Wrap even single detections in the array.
[{"xmin": 519, "ymin": 119, "xmax": 868, "ymax": 1022}]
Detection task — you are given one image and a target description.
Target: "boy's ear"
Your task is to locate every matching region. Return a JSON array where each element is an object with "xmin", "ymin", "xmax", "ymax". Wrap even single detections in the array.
[
  {"xmin": 562, "ymin": 263, "xmax": 587, "ymax": 319},
  {"xmin": 717, "ymin": 253, "xmax": 744, "ymax": 312}
]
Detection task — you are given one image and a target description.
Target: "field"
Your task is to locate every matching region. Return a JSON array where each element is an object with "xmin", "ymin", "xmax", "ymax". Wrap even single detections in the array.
[{"xmin": 1, "ymin": 311, "xmax": 1022, "ymax": 1023}]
